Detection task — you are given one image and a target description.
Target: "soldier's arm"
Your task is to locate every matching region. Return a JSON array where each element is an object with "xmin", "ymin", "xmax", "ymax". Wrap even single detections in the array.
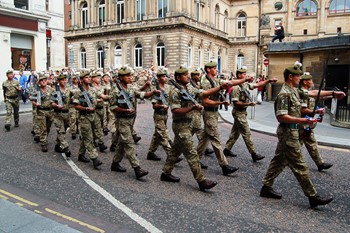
[{"xmin": 308, "ymin": 90, "xmax": 346, "ymax": 100}]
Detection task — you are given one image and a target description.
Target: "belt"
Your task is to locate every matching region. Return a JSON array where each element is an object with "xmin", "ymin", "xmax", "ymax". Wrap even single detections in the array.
[
  {"xmin": 96, "ymin": 106, "xmax": 104, "ymax": 110},
  {"xmin": 80, "ymin": 110, "xmax": 95, "ymax": 115},
  {"xmin": 6, "ymin": 96, "xmax": 18, "ymax": 99},
  {"xmin": 173, "ymin": 118, "xmax": 192, "ymax": 124},
  {"xmin": 154, "ymin": 109, "xmax": 168, "ymax": 115},
  {"xmin": 116, "ymin": 114, "xmax": 135, "ymax": 119},
  {"xmin": 279, "ymin": 123, "xmax": 299, "ymax": 129},
  {"xmin": 234, "ymin": 108, "xmax": 247, "ymax": 112},
  {"xmin": 37, "ymin": 107, "xmax": 52, "ymax": 111},
  {"xmin": 204, "ymin": 107, "xmax": 218, "ymax": 112},
  {"xmin": 54, "ymin": 109, "xmax": 69, "ymax": 113}
]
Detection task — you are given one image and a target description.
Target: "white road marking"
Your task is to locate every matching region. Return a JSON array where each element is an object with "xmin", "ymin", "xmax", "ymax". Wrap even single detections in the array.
[{"xmin": 62, "ymin": 154, "xmax": 162, "ymax": 233}]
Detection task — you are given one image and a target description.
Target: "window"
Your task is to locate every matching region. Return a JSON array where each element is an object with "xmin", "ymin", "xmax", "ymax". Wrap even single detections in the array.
[
  {"xmin": 157, "ymin": 42, "xmax": 165, "ymax": 67},
  {"xmin": 97, "ymin": 47, "xmax": 104, "ymax": 69},
  {"xmin": 329, "ymin": 0, "xmax": 350, "ymax": 14},
  {"xmin": 46, "ymin": 0, "xmax": 49, "ymax": 11},
  {"xmin": 215, "ymin": 5, "xmax": 220, "ymax": 29},
  {"xmin": 114, "ymin": 46, "xmax": 122, "ymax": 69},
  {"xmin": 296, "ymin": 0, "xmax": 317, "ymax": 16},
  {"xmin": 98, "ymin": 0, "xmax": 106, "ymax": 26},
  {"xmin": 158, "ymin": 0, "xmax": 168, "ymax": 18},
  {"xmin": 237, "ymin": 54, "xmax": 244, "ymax": 69},
  {"xmin": 207, "ymin": 49, "xmax": 211, "ymax": 63},
  {"xmin": 135, "ymin": 44, "xmax": 143, "ymax": 68},
  {"xmin": 116, "ymin": 0, "xmax": 124, "ymax": 24},
  {"xmin": 198, "ymin": 46, "xmax": 202, "ymax": 69},
  {"xmin": 80, "ymin": 48, "xmax": 87, "ymax": 69},
  {"xmin": 136, "ymin": 0, "xmax": 146, "ymax": 21},
  {"xmin": 14, "ymin": 0, "xmax": 28, "ymax": 10},
  {"xmin": 237, "ymin": 13, "xmax": 246, "ymax": 37},
  {"xmin": 82, "ymin": 3, "xmax": 88, "ymax": 28},
  {"xmin": 187, "ymin": 44, "xmax": 192, "ymax": 68},
  {"xmin": 224, "ymin": 11, "xmax": 228, "ymax": 33},
  {"xmin": 196, "ymin": 0, "xmax": 201, "ymax": 21}
]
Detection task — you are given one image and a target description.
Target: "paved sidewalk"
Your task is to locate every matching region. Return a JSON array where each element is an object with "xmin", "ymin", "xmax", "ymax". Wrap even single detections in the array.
[{"xmin": 219, "ymin": 101, "xmax": 350, "ymax": 149}]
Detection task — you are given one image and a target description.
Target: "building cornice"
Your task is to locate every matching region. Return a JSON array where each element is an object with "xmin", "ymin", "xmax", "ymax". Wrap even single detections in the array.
[{"xmin": 0, "ymin": 6, "xmax": 50, "ymax": 21}]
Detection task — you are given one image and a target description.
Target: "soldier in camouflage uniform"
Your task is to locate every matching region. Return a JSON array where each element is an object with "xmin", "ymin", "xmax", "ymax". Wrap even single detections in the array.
[
  {"xmin": 109, "ymin": 66, "xmax": 159, "ymax": 180},
  {"xmin": 2, "ymin": 70, "xmax": 21, "ymax": 131},
  {"xmin": 91, "ymin": 72, "xmax": 108, "ymax": 152},
  {"xmin": 31, "ymin": 75, "xmax": 54, "ymax": 152},
  {"xmin": 72, "ymin": 72, "xmax": 103, "ymax": 170},
  {"xmin": 69, "ymin": 75, "xmax": 79, "ymax": 139},
  {"xmin": 197, "ymin": 61, "xmax": 248, "ymax": 175},
  {"xmin": 298, "ymin": 73, "xmax": 333, "ymax": 171},
  {"xmin": 146, "ymin": 68, "xmax": 174, "ymax": 161},
  {"xmin": 223, "ymin": 67, "xmax": 277, "ymax": 162},
  {"xmin": 102, "ymin": 72, "xmax": 112, "ymax": 135},
  {"xmin": 51, "ymin": 74, "xmax": 72, "ymax": 157},
  {"xmin": 260, "ymin": 62, "xmax": 345, "ymax": 208},
  {"xmin": 161, "ymin": 66, "xmax": 233, "ymax": 191}
]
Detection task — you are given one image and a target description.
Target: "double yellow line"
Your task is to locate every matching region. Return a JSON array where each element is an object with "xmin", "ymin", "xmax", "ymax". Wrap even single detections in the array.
[{"xmin": 0, "ymin": 189, "xmax": 105, "ymax": 233}]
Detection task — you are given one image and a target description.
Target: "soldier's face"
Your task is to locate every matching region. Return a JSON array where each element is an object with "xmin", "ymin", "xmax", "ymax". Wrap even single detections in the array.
[
  {"xmin": 290, "ymin": 74, "xmax": 301, "ymax": 86},
  {"xmin": 58, "ymin": 79, "xmax": 67, "ymax": 86},
  {"xmin": 158, "ymin": 75, "xmax": 166, "ymax": 84},
  {"xmin": 40, "ymin": 79, "xmax": 47, "ymax": 87},
  {"xmin": 192, "ymin": 74, "xmax": 200, "ymax": 82},
  {"xmin": 83, "ymin": 76, "xmax": 91, "ymax": 84},
  {"xmin": 7, "ymin": 73, "xmax": 14, "ymax": 79},
  {"xmin": 238, "ymin": 73, "xmax": 247, "ymax": 80},
  {"xmin": 121, "ymin": 74, "xmax": 133, "ymax": 84},
  {"xmin": 207, "ymin": 67, "xmax": 218, "ymax": 76},
  {"xmin": 92, "ymin": 77, "xmax": 101, "ymax": 84},
  {"xmin": 179, "ymin": 72, "xmax": 190, "ymax": 84}
]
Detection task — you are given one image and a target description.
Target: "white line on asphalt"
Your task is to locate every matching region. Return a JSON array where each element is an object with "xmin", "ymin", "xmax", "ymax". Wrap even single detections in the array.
[{"xmin": 62, "ymin": 154, "xmax": 162, "ymax": 233}]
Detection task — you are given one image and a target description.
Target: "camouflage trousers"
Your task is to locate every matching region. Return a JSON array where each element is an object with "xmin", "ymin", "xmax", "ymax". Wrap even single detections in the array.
[
  {"xmin": 69, "ymin": 106, "xmax": 78, "ymax": 135},
  {"xmin": 299, "ymin": 128, "xmax": 324, "ymax": 167},
  {"xmin": 113, "ymin": 116, "xmax": 140, "ymax": 168},
  {"xmin": 93, "ymin": 108, "xmax": 104, "ymax": 144},
  {"xmin": 197, "ymin": 111, "xmax": 228, "ymax": 167},
  {"xmin": 225, "ymin": 110, "xmax": 256, "ymax": 155},
  {"xmin": 191, "ymin": 112, "xmax": 205, "ymax": 158},
  {"xmin": 4, "ymin": 99, "xmax": 19, "ymax": 125},
  {"xmin": 262, "ymin": 126, "xmax": 317, "ymax": 197},
  {"xmin": 78, "ymin": 113, "xmax": 98, "ymax": 159},
  {"xmin": 148, "ymin": 113, "xmax": 172, "ymax": 156},
  {"xmin": 36, "ymin": 109, "xmax": 53, "ymax": 145},
  {"xmin": 163, "ymin": 121, "xmax": 205, "ymax": 183},
  {"xmin": 32, "ymin": 105, "xmax": 40, "ymax": 136},
  {"xmin": 53, "ymin": 111, "xmax": 70, "ymax": 149},
  {"xmin": 102, "ymin": 103, "xmax": 112, "ymax": 130}
]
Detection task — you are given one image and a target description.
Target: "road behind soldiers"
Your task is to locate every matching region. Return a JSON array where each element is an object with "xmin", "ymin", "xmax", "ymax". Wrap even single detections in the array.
[{"xmin": 0, "ymin": 101, "xmax": 349, "ymax": 233}]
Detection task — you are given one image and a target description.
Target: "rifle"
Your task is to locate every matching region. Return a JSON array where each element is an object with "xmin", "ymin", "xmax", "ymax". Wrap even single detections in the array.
[
  {"xmin": 240, "ymin": 85, "xmax": 253, "ymax": 102},
  {"xmin": 109, "ymin": 66, "xmax": 134, "ymax": 109},
  {"xmin": 167, "ymin": 76, "xmax": 199, "ymax": 105},
  {"xmin": 36, "ymin": 84, "xmax": 42, "ymax": 106},
  {"xmin": 54, "ymin": 83, "xmax": 64, "ymax": 108},
  {"xmin": 151, "ymin": 72, "xmax": 168, "ymax": 106},
  {"xmin": 200, "ymin": 68, "xmax": 226, "ymax": 100},
  {"xmin": 76, "ymin": 76, "xmax": 93, "ymax": 108}
]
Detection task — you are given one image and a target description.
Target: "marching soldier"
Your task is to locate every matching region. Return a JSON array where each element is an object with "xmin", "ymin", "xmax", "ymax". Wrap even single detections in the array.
[
  {"xmin": 260, "ymin": 62, "xmax": 345, "ymax": 208},
  {"xmin": 3, "ymin": 70, "xmax": 21, "ymax": 131},
  {"xmin": 109, "ymin": 66, "xmax": 159, "ymax": 180},
  {"xmin": 51, "ymin": 74, "xmax": 72, "ymax": 157},
  {"xmin": 72, "ymin": 71, "xmax": 103, "ymax": 170},
  {"xmin": 69, "ymin": 75, "xmax": 79, "ymax": 139},
  {"xmin": 298, "ymin": 73, "xmax": 333, "ymax": 171},
  {"xmin": 31, "ymin": 74, "xmax": 54, "ymax": 152},
  {"xmin": 102, "ymin": 72, "xmax": 112, "ymax": 135},
  {"xmin": 223, "ymin": 67, "xmax": 277, "ymax": 162}
]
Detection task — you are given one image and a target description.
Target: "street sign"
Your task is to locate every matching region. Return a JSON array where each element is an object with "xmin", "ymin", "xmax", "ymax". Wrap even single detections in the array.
[{"xmin": 263, "ymin": 59, "xmax": 269, "ymax": 66}]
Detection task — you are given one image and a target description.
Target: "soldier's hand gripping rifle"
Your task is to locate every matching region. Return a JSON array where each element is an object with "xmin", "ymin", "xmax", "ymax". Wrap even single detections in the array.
[
  {"xmin": 53, "ymin": 76, "xmax": 63, "ymax": 108},
  {"xmin": 200, "ymin": 68, "xmax": 226, "ymax": 101},
  {"xmin": 36, "ymin": 84, "xmax": 42, "ymax": 106},
  {"xmin": 76, "ymin": 76, "xmax": 93, "ymax": 109},
  {"xmin": 151, "ymin": 72, "xmax": 168, "ymax": 106},
  {"xmin": 167, "ymin": 75, "xmax": 199, "ymax": 105}
]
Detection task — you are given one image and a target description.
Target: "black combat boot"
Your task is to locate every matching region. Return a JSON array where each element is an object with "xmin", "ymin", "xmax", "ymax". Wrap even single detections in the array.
[
  {"xmin": 34, "ymin": 136, "xmax": 40, "ymax": 143},
  {"xmin": 111, "ymin": 162, "xmax": 126, "ymax": 172},
  {"xmin": 103, "ymin": 128, "xmax": 109, "ymax": 135},
  {"xmin": 41, "ymin": 144, "xmax": 48, "ymax": 152},
  {"xmin": 175, "ymin": 157, "xmax": 183, "ymax": 164},
  {"xmin": 110, "ymin": 144, "xmax": 116, "ymax": 152},
  {"xmin": 134, "ymin": 166, "xmax": 148, "ymax": 179},
  {"xmin": 31, "ymin": 129, "xmax": 35, "ymax": 135},
  {"xmin": 4, "ymin": 124, "xmax": 10, "ymax": 131},
  {"xmin": 14, "ymin": 121, "xmax": 19, "ymax": 127},
  {"xmin": 204, "ymin": 148, "xmax": 214, "ymax": 155},
  {"xmin": 92, "ymin": 158, "xmax": 103, "ymax": 169},
  {"xmin": 260, "ymin": 185, "xmax": 282, "ymax": 199},
  {"xmin": 200, "ymin": 161, "xmax": 208, "ymax": 169},
  {"xmin": 223, "ymin": 148, "xmax": 238, "ymax": 157},
  {"xmin": 147, "ymin": 152, "xmax": 161, "ymax": 161},
  {"xmin": 222, "ymin": 165, "xmax": 239, "ymax": 176},
  {"xmin": 317, "ymin": 163, "xmax": 333, "ymax": 171},
  {"xmin": 133, "ymin": 135, "xmax": 141, "ymax": 144},
  {"xmin": 99, "ymin": 143, "xmax": 107, "ymax": 152},
  {"xmin": 160, "ymin": 173, "xmax": 180, "ymax": 182},
  {"xmin": 309, "ymin": 195, "xmax": 333, "ymax": 208},
  {"xmin": 252, "ymin": 153, "xmax": 265, "ymax": 162},
  {"xmin": 78, "ymin": 154, "xmax": 90, "ymax": 163},
  {"xmin": 198, "ymin": 179, "xmax": 218, "ymax": 192},
  {"xmin": 71, "ymin": 133, "xmax": 76, "ymax": 140},
  {"xmin": 63, "ymin": 147, "xmax": 71, "ymax": 158},
  {"xmin": 55, "ymin": 144, "xmax": 63, "ymax": 153}
]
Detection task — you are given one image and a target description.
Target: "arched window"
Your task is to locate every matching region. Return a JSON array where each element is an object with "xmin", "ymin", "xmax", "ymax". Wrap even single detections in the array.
[
  {"xmin": 187, "ymin": 44, "xmax": 192, "ymax": 68},
  {"xmin": 134, "ymin": 44, "xmax": 143, "ymax": 68},
  {"xmin": 98, "ymin": 0, "xmax": 105, "ymax": 26},
  {"xmin": 237, "ymin": 54, "xmax": 244, "ymax": 69},
  {"xmin": 157, "ymin": 42, "xmax": 165, "ymax": 67},
  {"xmin": 215, "ymin": 4, "xmax": 220, "ymax": 29},
  {"xmin": 80, "ymin": 48, "xmax": 86, "ymax": 69},
  {"xmin": 81, "ymin": 3, "xmax": 88, "ymax": 28},
  {"xmin": 237, "ymin": 13, "xmax": 246, "ymax": 36},
  {"xmin": 196, "ymin": 0, "xmax": 201, "ymax": 21},
  {"xmin": 136, "ymin": 0, "xmax": 146, "ymax": 21},
  {"xmin": 329, "ymin": 0, "xmax": 350, "ymax": 14},
  {"xmin": 197, "ymin": 46, "xmax": 202, "ymax": 69},
  {"xmin": 97, "ymin": 47, "xmax": 104, "ymax": 69},
  {"xmin": 116, "ymin": 0, "xmax": 124, "ymax": 23},
  {"xmin": 158, "ymin": 0, "xmax": 168, "ymax": 18},
  {"xmin": 224, "ymin": 10, "xmax": 228, "ymax": 33},
  {"xmin": 114, "ymin": 45, "xmax": 122, "ymax": 69},
  {"xmin": 296, "ymin": 0, "xmax": 317, "ymax": 16}
]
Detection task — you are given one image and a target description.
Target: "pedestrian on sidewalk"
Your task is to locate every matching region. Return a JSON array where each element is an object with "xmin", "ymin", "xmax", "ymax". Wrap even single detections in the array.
[
  {"xmin": 260, "ymin": 62, "xmax": 345, "ymax": 208},
  {"xmin": 223, "ymin": 67, "xmax": 277, "ymax": 162},
  {"xmin": 19, "ymin": 70, "xmax": 28, "ymax": 104},
  {"xmin": 2, "ymin": 70, "xmax": 21, "ymax": 131}
]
